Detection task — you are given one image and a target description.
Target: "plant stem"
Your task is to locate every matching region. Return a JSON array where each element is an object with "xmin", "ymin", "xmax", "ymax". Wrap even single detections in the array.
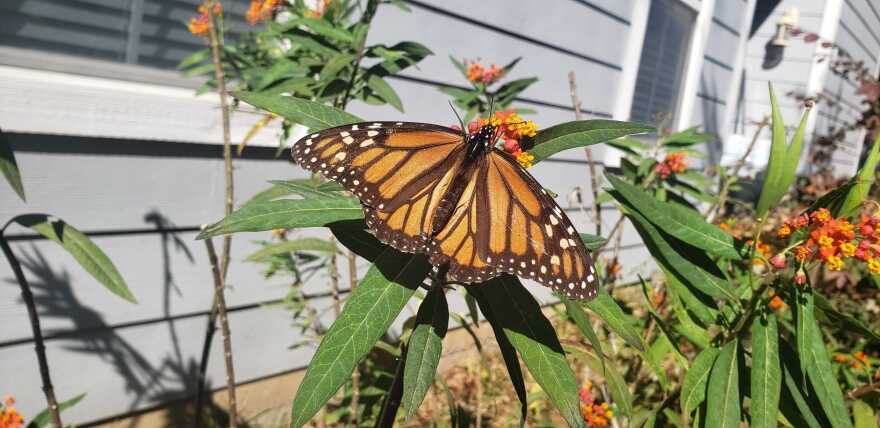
[
  {"xmin": 709, "ymin": 114, "xmax": 771, "ymax": 219},
  {"xmin": 203, "ymin": 234, "xmax": 238, "ymax": 428},
  {"xmin": 339, "ymin": 0, "xmax": 380, "ymax": 110},
  {"xmin": 196, "ymin": 1, "xmax": 237, "ymax": 424},
  {"xmin": 568, "ymin": 72, "xmax": 602, "ymax": 236},
  {"xmin": 0, "ymin": 234, "xmax": 62, "ymax": 428},
  {"xmin": 328, "ymin": 239, "xmax": 342, "ymax": 317},
  {"xmin": 375, "ymin": 345, "xmax": 406, "ymax": 428}
]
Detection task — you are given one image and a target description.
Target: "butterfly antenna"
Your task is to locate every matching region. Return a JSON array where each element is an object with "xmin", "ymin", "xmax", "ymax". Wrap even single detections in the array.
[
  {"xmin": 488, "ymin": 95, "xmax": 496, "ymax": 118},
  {"xmin": 449, "ymin": 101, "xmax": 466, "ymax": 134}
]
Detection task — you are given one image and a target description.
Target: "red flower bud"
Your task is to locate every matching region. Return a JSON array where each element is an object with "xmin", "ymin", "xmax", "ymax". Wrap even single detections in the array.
[
  {"xmin": 861, "ymin": 224, "xmax": 875, "ymax": 237},
  {"xmin": 467, "ymin": 121, "xmax": 481, "ymax": 133},
  {"xmin": 794, "ymin": 269, "xmax": 807, "ymax": 286},
  {"xmin": 770, "ymin": 254, "xmax": 786, "ymax": 269},
  {"xmin": 502, "ymin": 139, "xmax": 520, "ymax": 154}
]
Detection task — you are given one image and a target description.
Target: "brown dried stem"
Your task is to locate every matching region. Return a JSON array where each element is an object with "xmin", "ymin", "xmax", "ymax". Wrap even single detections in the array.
[
  {"xmin": 203, "ymin": 233, "xmax": 238, "ymax": 427},
  {"xmin": 0, "ymin": 233, "xmax": 62, "ymax": 428},
  {"xmin": 568, "ymin": 72, "xmax": 603, "ymax": 235}
]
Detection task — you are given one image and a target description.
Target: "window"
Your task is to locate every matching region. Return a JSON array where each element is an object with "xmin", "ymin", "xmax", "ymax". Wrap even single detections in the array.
[
  {"xmin": 629, "ymin": 0, "xmax": 696, "ymax": 124},
  {"xmin": 0, "ymin": 0, "xmax": 251, "ymax": 70}
]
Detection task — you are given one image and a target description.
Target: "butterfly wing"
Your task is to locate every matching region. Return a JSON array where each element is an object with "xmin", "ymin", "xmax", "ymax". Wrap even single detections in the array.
[
  {"xmin": 292, "ymin": 122, "xmax": 467, "ymax": 253},
  {"xmin": 428, "ymin": 149, "xmax": 598, "ymax": 300}
]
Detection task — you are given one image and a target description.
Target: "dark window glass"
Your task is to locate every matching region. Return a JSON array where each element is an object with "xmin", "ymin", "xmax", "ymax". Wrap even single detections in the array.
[
  {"xmin": 630, "ymin": 0, "xmax": 696, "ymax": 124},
  {"xmin": 0, "ymin": 0, "xmax": 251, "ymax": 69}
]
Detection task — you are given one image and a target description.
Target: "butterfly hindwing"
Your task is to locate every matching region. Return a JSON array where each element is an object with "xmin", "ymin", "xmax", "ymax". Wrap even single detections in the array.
[{"xmin": 476, "ymin": 150, "xmax": 598, "ymax": 300}]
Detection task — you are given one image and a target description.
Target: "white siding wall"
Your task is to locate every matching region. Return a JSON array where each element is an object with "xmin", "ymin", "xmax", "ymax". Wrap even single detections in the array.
[{"xmin": 0, "ymin": 1, "xmax": 671, "ymax": 425}]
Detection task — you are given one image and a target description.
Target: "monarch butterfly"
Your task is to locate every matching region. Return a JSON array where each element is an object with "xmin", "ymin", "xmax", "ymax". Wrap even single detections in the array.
[{"xmin": 291, "ymin": 121, "xmax": 599, "ymax": 300}]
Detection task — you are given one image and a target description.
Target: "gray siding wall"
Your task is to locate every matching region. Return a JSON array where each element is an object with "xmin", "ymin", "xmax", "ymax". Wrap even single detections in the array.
[{"xmin": 0, "ymin": 1, "xmax": 663, "ymax": 424}]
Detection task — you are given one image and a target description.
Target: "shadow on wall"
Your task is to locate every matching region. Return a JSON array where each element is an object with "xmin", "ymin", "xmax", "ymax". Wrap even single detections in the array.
[
  {"xmin": 5, "ymin": 210, "xmax": 238, "ymax": 427},
  {"xmin": 698, "ymin": 75, "xmax": 722, "ymax": 166}
]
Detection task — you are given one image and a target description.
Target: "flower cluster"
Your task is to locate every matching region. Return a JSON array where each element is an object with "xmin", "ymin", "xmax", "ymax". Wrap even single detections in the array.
[
  {"xmin": 774, "ymin": 208, "xmax": 880, "ymax": 273},
  {"xmin": 0, "ymin": 395, "xmax": 23, "ymax": 428},
  {"xmin": 746, "ymin": 239, "xmax": 772, "ymax": 266},
  {"xmin": 187, "ymin": 2, "xmax": 222, "ymax": 36},
  {"xmin": 653, "ymin": 152, "xmax": 688, "ymax": 179},
  {"xmin": 768, "ymin": 294, "xmax": 785, "ymax": 310},
  {"xmin": 579, "ymin": 381, "xmax": 613, "ymax": 427},
  {"xmin": 245, "ymin": 0, "xmax": 281, "ymax": 25},
  {"xmin": 460, "ymin": 110, "xmax": 538, "ymax": 168},
  {"xmin": 466, "ymin": 61, "xmax": 504, "ymax": 85},
  {"xmin": 834, "ymin": 351, "xmax": 874, "ymax": 370}
]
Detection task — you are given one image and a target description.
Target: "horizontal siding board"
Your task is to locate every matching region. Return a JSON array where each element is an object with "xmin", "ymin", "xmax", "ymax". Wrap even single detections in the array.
[
  {"xmin": 836, "ymin": 21, "xmax": 879, "ymax": 63},
  {"xmin": 704, "ymin": 22, "xmax": 740, "ymax": 65},
  {"xmin": 842, "ymin": 0, "xmax": 880, "ymax": 49},
  {"xmin": 367, "ymin": 4, "xmax": 622, "ymax": 113},
  {"xmin": 712, "ymin": 0, "xmax": 744, "ymax": 34},
  {"xmin": 569, "ymin": 0, "xmax": 635, "ymax": 21}
]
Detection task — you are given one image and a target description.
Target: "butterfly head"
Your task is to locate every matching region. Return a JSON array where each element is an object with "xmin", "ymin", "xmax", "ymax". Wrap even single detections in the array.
[{"xmin": 465, "ymin": 123, "xmax": 500, "ymax": 159}]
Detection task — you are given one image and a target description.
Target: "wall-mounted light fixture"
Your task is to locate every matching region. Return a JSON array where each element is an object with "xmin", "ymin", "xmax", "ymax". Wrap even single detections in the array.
[{"xmin": 763, "ymin": 7, "xmax": 799, "ymax": 69}]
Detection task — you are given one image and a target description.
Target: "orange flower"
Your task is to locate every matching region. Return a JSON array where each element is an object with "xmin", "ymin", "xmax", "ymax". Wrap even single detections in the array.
[
  {"xmin": 465, "ymin": 60, "xmax": 505, "ymax": 84},
  {"xmin": 245, "ymin": 0, "xmax": 281, "ymax": 24},
  {"xmin": 579, "ymin": 382, "xmax": 613, "ymax": 427},
  {"xmin": 187, "ymin": 2, "xmax": 222, "ymax": 36},
  {"xmin": 840, "ymin": 242, "xmax": 856, "ymax": 257},
  {"xmin": 834, "ymin": 354, "xmax": 849, "ymax": 363},
  {"xmin": 654, "ymin": 152, "xmax": 689, "ymax": 179},
  {"xmin": 825, "ymin": 255, "xmax": 843, "ymax": 271},
  {"xmin": 0, "ymin": 395, "xmax": 23, "ymax": 428},
  {"xmin": 811, "ymin": 208, "xmax": 831, "ymax": 225},
  {"xmin": 777, "ymin": 223, "xmax": 792, "ymax": 238},
  {"xmin": 794, "ymin": 245, "xmax": 812, "ymax": 262},
  {"xmin": 868, "ymin": 258, "xmax": 880, "ymax": 274},
  {"xmin": 768, "ymin": 295, "xmax": 785, "ymax": 309},
  {"xmin": 516, "ymin": 151, "xmax": 535, "ymax": 168},
  {"xmin": 854, "ymin": 351, "xmax": 871, "ymax": 368}
]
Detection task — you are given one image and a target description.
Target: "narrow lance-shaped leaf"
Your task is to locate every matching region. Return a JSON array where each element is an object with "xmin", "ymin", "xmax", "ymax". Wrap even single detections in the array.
[
  {"xmin": 779, "ymin": 339, "xmax": 827, "ymax": 428},
  {"xmin": 10, "ymin": 215, "xmax": 135, "ymax": 303},
  {"xmin": 366, "ymin": 74, "xmax": 404, "ymax": 112},
  {"xmin": 579, "ymin": 233, "xmax": 607, "ymax": 251},
  {"xmin": 853, "ymin": 400, "xmax": 878, "ymax": 428},
  {"xmin": 562, "ymin": 296, "xmax": 606, "ymax": 364},
  {"xmin": 467, "ymin": 285, "xmax": 527, "ymax": 427},
  {"xmin": 798, "ymin": 286, "xmax": 854, "ymax": 428},
  {"xmin": 585, "ymin": 289, "xmax": 646, "ymax": 352},
  {"xmin": 606, "ymin": 174, "xmax": 742, "ymax": 260},
  {"xmin": 680, "ymin": 346, "xmax": 720, "ymax": 416},
  {"xmin": 0, "ymin": 128, "xmax": 25, "ymax": 201},
  {"xmin": 402, "ymin": 283, "xmax": 449, "ymax": 419},
  {"xmin": 27, "ymin": 393, "xmax": 86, "ymax": 428},
  {"xmin": 244, "ymin": 237, "xmax": 339, "ymax": 262},
  {"xmin": 838, "ymin": 132, "xmax": 880, "ymax": 217},
  {"xmin": 530, "ymin": 120, "xmax": 655, "ymax": 164},
  {"xmin": 289, "ymin": 251, "xmax": 430, "ymax": 428},
  {"xmin": 750, "ymin": 312, "xmax": 781, "ymax": 428},
  {"xmin": 624, "ymin": 207, "xmax": 739, "ymax": 304},
  {"xmin": 235, "ymin": 91, "xmax": 362, "ymax": 131},
  {"xmin": 198, "ymin": 197, "xmax": 364, "ymax": 239},
  {"xmin": 705, "ymin": 339, "xmax": 740, "ymax": 428},
  {"xmin": 475, "ymin": 276, "xmax": 585, "ymax": 428}
]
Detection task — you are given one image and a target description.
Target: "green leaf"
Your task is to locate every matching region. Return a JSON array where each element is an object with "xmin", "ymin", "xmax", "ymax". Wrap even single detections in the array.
[
  {"xmin": 813, "ymin": 293, "xmax": 880, "ymax": 343},
  {"xmin": 606, "ymin": 174, "xmax": 742, "ymax": 260},
  {"xmin": 467, "ymin": 285, "xmax": 527, "ymax": 427},
  {"xmin": 0, "ymin": 128, "xmax": 25, "ymax": 201},
  {"xmin": 562, "ymin": 296, "xmax": 605, "ymax": 364},
  {"xmin": 319, "ymin": 52, "xmax": 356, "ymax": 82},
  {"xmin": 756, "ymin": 83, "xmax": 811, "ymax": 217},
  {"xmin": 198, "ymin": 197, "xmax": 363, "ymax": 239},
  {"xmin": 623, "ymin": 207, "xmax": 738, "ymax": 304},
  {"xmin": 838, "ymin": 132, "xmax": 880, "ymax": 217},
  {"xmin": 705, "ymin": 340, "xmax": 740, "ymax": 428},
  {"xmin": 366, "ymin": 73, "xmax": 404, "ymax": 112},
  {"xmin": 267, "ymin": 179, "xmax": 345, "ymax": 199},
  {"xmin": 797, "ymin": 287, "xmax": 854, "ymax": 428},
  {"xmin": 750, "ymin": 313, "xmax": 781, "ymax": 428},
  {"xmin": 284, "ymin": 17, "xmax": 354, "ymax": 43},
  {"xmin": 662, "ymin": 126, "xmax": 713, "ymax": 147},
  {"xmin": 530, "ymin": 120, "xmax": 654, "ymax": 164},
  {"xmin": 681, "ymin": 346, "xmax": 719, "ymax": 415},
  {"xmin": 27, "ymin": 393, "xmax": 86, "ymax": 428},
  {"xmin": 603, "ymin": 357, "xmax": 633, "ymax": 417},
  {"xmin": 10, "ymin": 215, "xmax": 135, "ymax": 303},
  {"xmin": 244, "ymin": 237, "xmax": 339, "ymax": 262},
  {"xmin": 808, "ymin": 180, "xmax": 857, "ymax": 215},
  {"xmin": 854, "ymin": 400, "xmax": 878, "ymax": 428},
  {"xmin": 176, "ymin": 48, "xmax": 210, "ymax": 70},
  {"xmin": 779, "ymin": 339, "xmax": 826, "ymax": 428},
  {"xmin": 473, "ymin": 275, "xmax": 584, "ymax": 428},
  {"xmin": 235, "ymin": 91, "xmax": 362, "ymax": 131},
  {"xmin": 585, "ymin": 289, "xmax": 646, "ymax": 352},
  {"xmin": 289, "ymin": 251, "xmax": 430, "ymax": 428},
  {"xmin": 402, "ymin": 283, "xmax": 448, "ymax": 419},
  {"xmin": 492, "ymin": 77, "xmax": 537, "ymax": 105},
  {"xmin": 578, "ymin": 233, "xmax": 607, "ymax": 251}
]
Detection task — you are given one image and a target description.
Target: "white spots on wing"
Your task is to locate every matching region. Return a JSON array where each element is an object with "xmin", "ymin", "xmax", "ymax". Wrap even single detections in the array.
[
  {"xmin": 367, "ymin": 130, "xmax": 379, "ymax": 137},
  {"xmin": 590, "ymin": 265, "xmax": 595, "ymax": 274},
  {"xmin": 545, "ymin": 224, "xmax": 553, "ymax": 237},
  {"xmin": 520, "ymin": 261, "xmax": 526, "ymax": 268},
  {"xmin": 342, "ymin": 136, "xmax": 355, "ymax": 145},
  {"xmin": 568, "ymin": 239, "xmax": 577, "ymax": 247},
  {"xmin": 550, "ymin": 215, "xmax": 559, "ymax": 225},
  {"xmin": 556, "ymin": 278, "xmax": 562, "ymax": 284},
  {"xmin": 353, "ymin": 179, "xmax": 360, "ymax": 185},
  {"xmin": 567, "ymin": 226, "xmax": 575, "ymax": 235},
  {"xmin": 304, "ymin": 148, "xmax": 310, "ymax": 154},
  {"xmin": 553, "ymin": 206, "xmax": 562, "ymax": 215},
  {"xmin": 305, "ymin": 139, "xmax": 313, "ymax": 146},
  {"xmin": 568, "ymin": 283, "xmax": 575, "ymax": 290},
  {"xmin": 352, "ymin": 124, "xmax": 360, "ymax": 130},
  {"xmin": 560, "ymin": 239, "xmax": 569, "ymax": 249},
  {"xmin": 368, "ymin": 123, "xmax": 382, "ymax": 128},
  {"xmin": 333, "ymin": 152, "xmax": 346, "ymax": 161},
  {"xmin": 486, "ymin": 256, "xmax": 492, "ymax": 263},
  {"xmin": 531, "ymin": 259, "xmax": 536, "ymax": 265},
  {"xmin": 540, "ymin": 266, "xmax": 547, "ymax": 274},
  {"xmin": 311, "ymin": 133, "xmax": 319, "ymax": 138},
  {"xmin": 320, "ymin": 163, "xmax": 326, "ymax": 168},
  {"xmin": 378, "ymin": 203, "xmax": 384, "ymax": 209},
  {"xmin": 550, "ymin": 255, "xmax": 560, "ymax": 265},
  {"xmin": 336, "ymin": 166, "xmax": 345, "ymax": 172},
  {"xmin": 587, "ymin": 274, "xmax": 594, "ymax": 282},
  {"xmin": 310, "ymin": 157, "xmax": 317, "ymax": 163},
  {"xmin": 340, "ymin": 131, "xmax": 350, "ymax": 137},
  {"xmin": 360, "ymin": 138, "xmax": 375, "ymax": 147}
]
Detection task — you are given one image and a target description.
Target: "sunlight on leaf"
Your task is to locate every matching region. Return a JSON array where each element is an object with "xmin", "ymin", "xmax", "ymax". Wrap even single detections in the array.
[{"xmin": 530, "ymin": 120, "xmax": 654, "ymax": 164}]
